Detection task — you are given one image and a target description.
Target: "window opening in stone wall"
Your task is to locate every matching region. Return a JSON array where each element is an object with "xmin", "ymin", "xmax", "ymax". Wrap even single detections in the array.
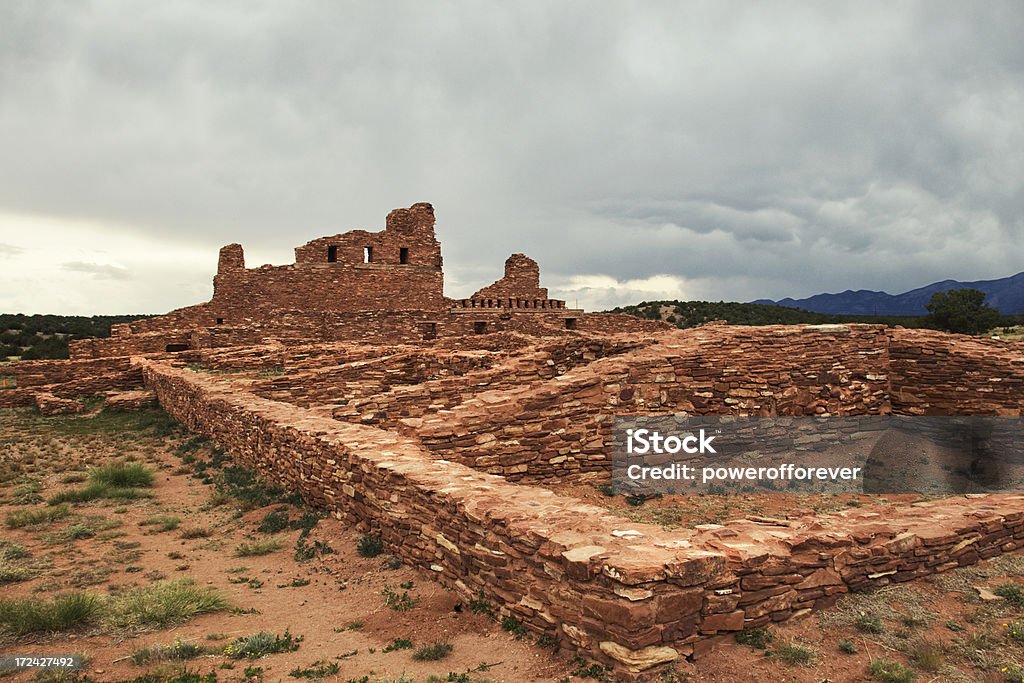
[
  {"xmin": 421, "ymin": 322, "xmax": 437, "ymax": 340},
  {"xmin": 400, "ymin": 247, "xmax": 409, "ymax": 264},
  {"xmin": 474, "ymin": 321, "xmax": 487, "ymax": 334},
  {"xmin": 565, "ymin": 317, "xmax": 577, "ymax": 330},
  {"xmin": 363, "ymin": 246, "xmax": 373, "ymax": 263},
  {"xmin": 165, "ymin": 343, "xmax": 190, "ymax": 352},
  {"xmin": 327, "ymin": 245, "xmax": 338, "ymax": 262},
  {"xmin": 216, "ymin": 318, "xmax": 224, "ymax": 325}
]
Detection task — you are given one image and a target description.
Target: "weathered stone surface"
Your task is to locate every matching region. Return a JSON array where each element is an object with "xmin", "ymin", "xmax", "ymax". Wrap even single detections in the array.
[{"xmin": 598, "ymin": 641, "xmax": 679, "ymax": 672}]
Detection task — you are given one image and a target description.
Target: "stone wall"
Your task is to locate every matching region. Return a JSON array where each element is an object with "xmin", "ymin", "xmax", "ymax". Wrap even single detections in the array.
[
  {"xmin": 889, "ymin": 328, "xmax": 1024, "ymax": 415},
  {"xmin": 472, "ymin": 253, "xmax": 550, "ymax": 302},
  {"xmin": 138, "ymin": 358, "xmax": 1024, "ymax": 680},
  {"xmin": 0, "ymin": 356, "xmax": 145, "ymax": 411},
  {"xmin": 406, "ymin": 325, "xmax": 892, "ymax": 481}
]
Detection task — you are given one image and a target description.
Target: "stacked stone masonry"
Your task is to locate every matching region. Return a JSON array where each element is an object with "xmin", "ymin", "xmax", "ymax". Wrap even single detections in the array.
[
  {"xmin": 68, "ymin": 203, "xmax": 648, "ymax": 359},
  {"xmin": 136, "ymin": 358, "xmax": 1024, "ymax": 680}
]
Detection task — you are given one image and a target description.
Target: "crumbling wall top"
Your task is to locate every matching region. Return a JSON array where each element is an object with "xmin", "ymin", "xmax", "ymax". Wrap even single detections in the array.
[
  {"xmin": 472, "ymin": 253, "xmax": 549, "ymax": 301},
  {"xmin": 217, "ymin": 244, "xmax": 244, "ymax": 273},
  {"xmin": 385, "ymin": 202, "xmax": 435, "ymax": 234}
]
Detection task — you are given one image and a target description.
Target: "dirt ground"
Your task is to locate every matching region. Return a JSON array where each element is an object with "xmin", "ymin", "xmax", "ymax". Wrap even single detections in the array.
[{"xmin": 2, "ymin": 407, "xmax": 1024, "ymax": 683}]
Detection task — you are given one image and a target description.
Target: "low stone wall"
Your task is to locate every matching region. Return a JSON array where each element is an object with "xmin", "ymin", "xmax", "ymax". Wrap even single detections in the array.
[
  {"xmin": 890, "ymin": 329, "xmax": 1024, "ymax": 415},
  {"xmin": 138, "ymin": 358, "xmax": 1024, "ymax": 680},
  {"xmin": 407, "ymin": 325, "xmax": 892, "ymax": 481}
]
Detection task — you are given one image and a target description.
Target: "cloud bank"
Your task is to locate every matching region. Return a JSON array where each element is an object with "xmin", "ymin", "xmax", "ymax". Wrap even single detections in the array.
[{"xmin": 0, "ymin": 2, "xmax": 1021, "ymax": 314}]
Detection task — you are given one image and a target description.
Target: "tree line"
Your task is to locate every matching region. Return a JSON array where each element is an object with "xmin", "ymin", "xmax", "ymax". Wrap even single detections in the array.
[{"xmin": 610, "ymin": 289, "xmax": 1021, "ymax": 336}]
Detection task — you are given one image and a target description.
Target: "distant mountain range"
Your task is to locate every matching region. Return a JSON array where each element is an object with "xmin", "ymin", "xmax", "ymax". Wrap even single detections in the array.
[{"xmin": 753, "ymin": 272, "xmax": 1024, "ymax": 316}]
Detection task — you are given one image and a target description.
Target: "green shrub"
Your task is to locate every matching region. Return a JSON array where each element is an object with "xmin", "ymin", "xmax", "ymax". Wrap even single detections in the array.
[
  {"xmin": 141, "ymin": 515, "xmax": 181, "ymax": 532},
  {"xmin": 90, "ymin": 462, "xmax": 155, "ymax": 488},
  {"xmin": 869, "ymin": 658, "xmax": 915, "ymax": 683},
  {"xmin": 994, "ymin": 582, "xmax": 1024, "ymax": 608},
  {"xmin": 224, "ymin": 630, "xmax": 302, "ymax": 659},
  {"xmin": 501, "ymin": 615, "xmax": 530, "ymax": 639},
  {"xmin": 855, "ymin": 612, "xmax": 884, "ymax": 634},
  {"xmin": 0, "ymin": 592, "xmax": 99, "ymax": 634},
  {"xmin": 468, "ymin": 593, "xmax": 495, "ymax": 619},
  {"xmin": 104, "ymin": 579, "xmax": 228, "ymax": 629},
  {"xmin": 736, "ymin": 626, "xmax": 773, "ymax": 649},
  {"xmin": 256, "ymin": 509, "xmax": 290, "ymax": 534},
  {"xmin": 234, "ymin": 537, "xmax": 282, "ymax": 557},
  {"xmin": 775, "ymin": 641, "xmax": 816, "ymax": 666},
  {"xmin": 289, "ymin": 660, "xmax": 339, "ymax": 679},
  {"xmin": 48, "ymin": 482, "xmax": 153, "ymax": 505},
  {"xmin": 5, "ymin": 504, "xmax": 71, "ymax": 528},
  {"xmin": 382, "ymin": 638, "xmax": 413, "ymax": 652},
  {"xmin": 131, "ymin": 638, "xmax": 207, "ymax": 664},
  {"xmin": 356, "ymin": 534, "xmax": 384, "ymax": 558},
  {"xmin": 0, "ymin": 563, "xmax": 34, "ymax": 584},
  {"xmin": 412, "ymin": 641, "xmax": 453, "ymax": 661},
  {"xmin": 381, "ymin": 584, "xmax": 417, "ymax": 612}
]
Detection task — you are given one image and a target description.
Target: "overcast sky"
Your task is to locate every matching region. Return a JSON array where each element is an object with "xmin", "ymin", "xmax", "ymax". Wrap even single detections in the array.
[{"xmin": 1, "ymin": 2, "xmax": 1022, "ymax": 315}]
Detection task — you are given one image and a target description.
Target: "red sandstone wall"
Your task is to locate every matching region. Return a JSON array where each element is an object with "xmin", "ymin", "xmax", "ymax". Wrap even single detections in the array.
[
  {"xmin": 212, "ymin": 203, "xmax": 444, "ymax": 315},
  {"xmin": 408, "ymin": 325, "xmax": 893, "ymax": 481},
  {"xmin": 472, "ymin": 253, "xmax": 549, "ymax": 301},
  {"xmin": 889, "ymin": 329, "xmax": 1024, "ymax": 415},
  {"xmin": 138, "ymin": 359, "xmax": 1024, "ymax": 680}
]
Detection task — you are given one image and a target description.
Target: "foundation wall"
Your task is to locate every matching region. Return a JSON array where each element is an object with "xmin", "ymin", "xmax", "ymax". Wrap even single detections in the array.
[
  {"xmin": 137, "ymin": 359, "xmax": 1024, "ymax": 680},
  {"xmin": 889, "ymin": 329, "xmax": 1024, "ymax": 415},
  {"xmin": 409, "ymin": 325, "xmax": 893, "ymax": 480}
]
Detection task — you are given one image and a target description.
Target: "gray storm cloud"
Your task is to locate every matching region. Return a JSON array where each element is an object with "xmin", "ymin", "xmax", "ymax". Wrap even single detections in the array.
[{"xmin": 0, "ymin": 1, "xmax": 1021, "ymax": 314}]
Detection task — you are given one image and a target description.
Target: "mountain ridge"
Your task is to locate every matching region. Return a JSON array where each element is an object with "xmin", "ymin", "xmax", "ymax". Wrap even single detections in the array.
[{"xmin": 753, "ymin": 272, "xmax": 1024, "ymax": 315}]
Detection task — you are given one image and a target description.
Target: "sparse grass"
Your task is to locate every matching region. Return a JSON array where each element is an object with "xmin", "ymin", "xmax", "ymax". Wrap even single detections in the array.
[
  {"xmin": 1007, "ymin": 620, "xmax": 1024, "ymax": 644},
  {"xmin": 736, "ymin": 626, "xmax": 773, "ymax": 649},
  {"xmin": 412, "ymin": 641, "xmax": 453, "ymax": 661},
  {"xmin": 294, "ymin": 536, "xmax": 332, "ymax": 562},
  {"xmin": 61, "ymin": 523, "xmax": 95, "ymax": 540},
  {"xmin": 256, "ymin": 509, "xmax": 290, "ymax": 534},
  {"xmin": 131, "ymin": 639, "xmax": 208, "ymax": 664},
  {"xmin": 0, "ymin": 592, "xmax": 100, "ymax": 634},
  {"xmin": 382, "ymin": 584, "xmax": 418, "ymax": 612},
  {"xmin": 141, "ymin": 514, "xmax": 182, "ymax": 532},
  {"xmin": 90, "ymin": 462, "xmax": 154, "ymax": 488},
  {"xmin": 775, "ymin": 641, "xmax": 816, "ymax": 666},
  {"xmin": 501, "ymin": 615, "xmax": 530, "ymax": 639},
  {"xmin": 180, "ymin": 526, "xmax": 213, "ymax": 539},
  {"xmin": 234, "ymin": 537, "xmax": 282, "ymax": 557},
  {"xmin": 12, "ymin": 479, "xmax": 43, "ymax": 504},
  {"xmin": 224, "ymin": 630, "xmax": 303, "ymax": 659},
  {"xmin": 5, "ymin": 503, "xmax": 71, "ymax": 528},
  {"xmin": 289, "ymin": 660, "xmax": 339, "ymax": 679},
  {"xmin": 47, "ymin": 482, "xmax": 153, "ymax": 505},
  {"xmin": 994, "ymin": 582, "xmax": 1024, "ymax": 608},
  {"xmin": 382, "ymin": 638, "xmax": 414, "ymax": 652},
  {"xmin": 468, "ymin": 593, "xmax": 495, "ymax": 619},
  {"xmin": 211, "ymin": 465, "xmax": 301, "ymax": 511},
  {"xmin": 869, "ymin": 658, "xmax": 915, "ymax": 683},
  {"xmin": 104, "ymin": 579, "xmax": 229, "ymax": 629},
  {"xmin": 0, "ymin": 562, "xmax": 34, "ymax": 584},
  {"xmin": 855, "ymin": 612, "xmax": 885, "ymax": 634},
  {"xmin": 839, "ymin": 639, "xmax": 858, "ymax": 654},
  {"xmin": 906, "ymin": 637, "xmax": 944, "ymax": 672},
  {"xmin": 356, "ymin": 534, "xmax": 384, "ymax": 558},
  {"xmin": 0, "ymin": 542, "xmax": 29, "ymax": 560}
]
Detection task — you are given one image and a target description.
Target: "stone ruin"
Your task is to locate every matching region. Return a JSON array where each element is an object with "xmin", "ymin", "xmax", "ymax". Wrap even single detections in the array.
[
  {"xmin": 69, "ymin": 203, "xmax": 655, "ymax": 359},
  {"xmin": 3, "ymin": 203, "xmax": 1024, "ymax": 680}
]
